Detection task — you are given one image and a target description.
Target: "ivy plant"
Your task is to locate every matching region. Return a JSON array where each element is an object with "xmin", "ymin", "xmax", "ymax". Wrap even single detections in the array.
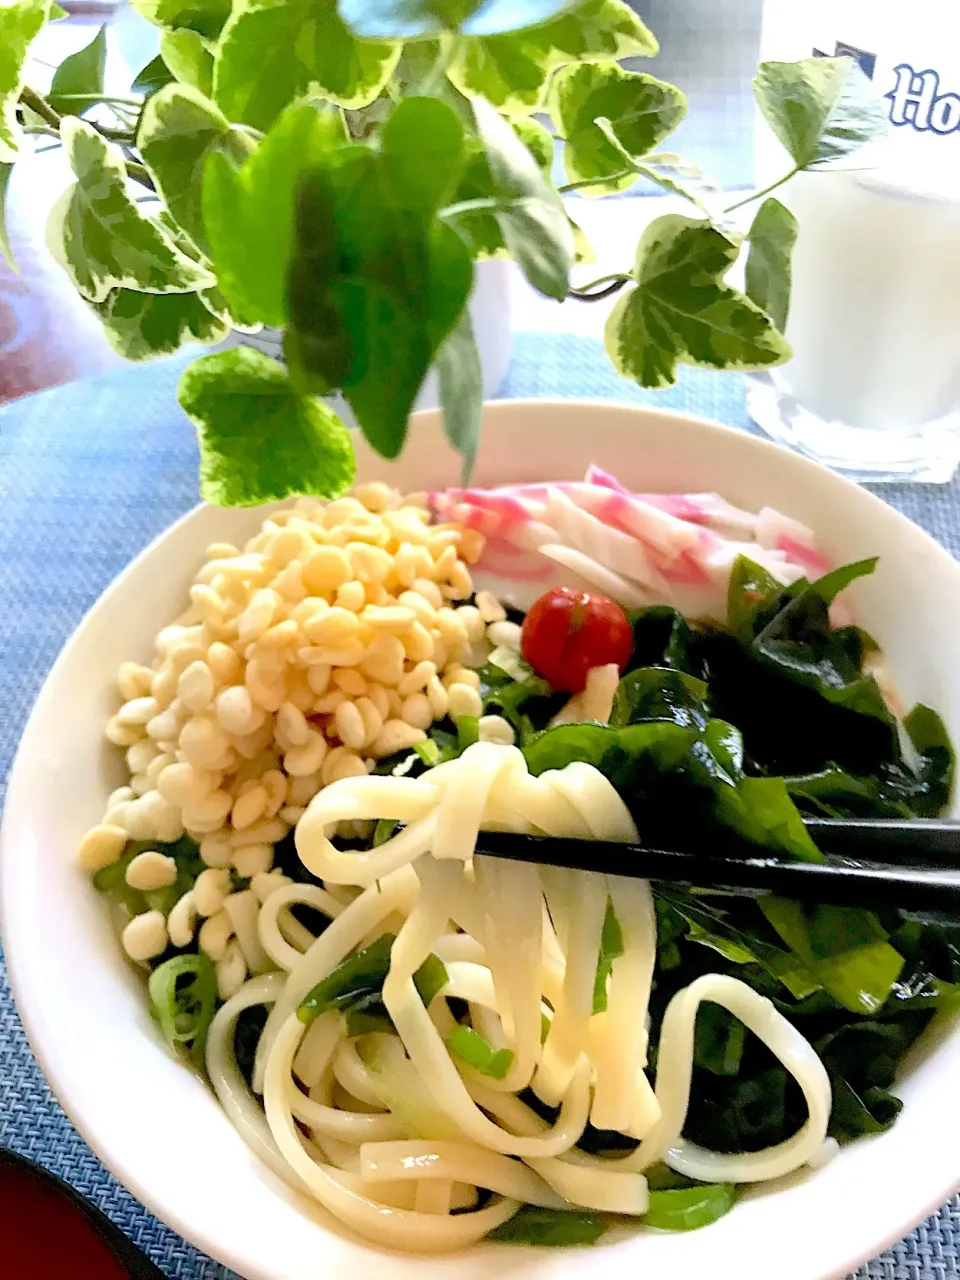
[{"xmin": 1, "ymin": 0, "xmax": 886, "ymax": 504}]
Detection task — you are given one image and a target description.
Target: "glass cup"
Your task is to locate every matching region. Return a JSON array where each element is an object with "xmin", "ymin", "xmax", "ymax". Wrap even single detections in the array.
[{"xmin": 749, "ymin": 1, "xmax": 960, "ymax": 482}]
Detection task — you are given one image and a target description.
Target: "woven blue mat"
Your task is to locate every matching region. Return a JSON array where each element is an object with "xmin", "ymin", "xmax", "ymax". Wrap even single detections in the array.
[{"xmin": 2, "ymin": 331, "xmax": 960, "ymax": 1279}]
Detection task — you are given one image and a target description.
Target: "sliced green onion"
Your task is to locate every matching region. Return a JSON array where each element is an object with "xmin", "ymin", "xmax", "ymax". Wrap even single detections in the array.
[
  {"xmin": 643, "ymin": 1163, "xmax": 699, "ymax": 1192},
  {"xmin": 414, "ymin": 739, "xmax": 441, "ymax": 767},
  {"xmin": 95, "ymin": 836, "xmax": 202, "ymax": 920},
  {"xmin": 345, "ymin": 996, "xmax": 394, "ymax": 1037},
  {"xmin": 456, "ymin": 715, "xmax": 479, "ymax": 750},
  {"xmin": 488, "ymin": 1206, "xmax": 605, "ymax": 1246},
  {"xmin": 413, "ymin": 953, "xmax": 449, "ymax": 1006},
  {"xmin": 298, "ymin": 934, "xmax": 396, "ymax": 1025},
  {"xmin": 593, "ymin": 899, "xmax": 624, "ymax": 1013},
  {"xmin": 373, "ymin": 819, "xmax": 399, "ymax": 847},
  {"xmin": 148, "ymin": 953, "xmax": 218, "ymax": 1065},
  {"xmin": 643, "ymin": 1183, "xmax": 736, "ymax": 1231},
  {"xmin": 428, "ymin": 728, "xmax": 461, "ymax": 763},
  {"xmin": 299, "ymin": 934, "xmax": 447, "ymax": 1027},
  {"xmin": 447, "ymin": 1025, "xmax": 514, "ymax": 1078}
]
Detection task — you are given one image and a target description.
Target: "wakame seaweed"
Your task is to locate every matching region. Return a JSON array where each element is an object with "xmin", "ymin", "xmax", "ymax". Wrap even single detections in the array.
[
  {"xmin": 524, "ymin": 557, "xmax": 954, "ymax": 856},
  {"xmin": 645, "ymin": 888, "xmax": 958, "ymax": 1151}
]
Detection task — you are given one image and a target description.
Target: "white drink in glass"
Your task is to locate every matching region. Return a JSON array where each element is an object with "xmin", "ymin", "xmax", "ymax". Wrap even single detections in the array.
[{"xmin": 750, "ymin": 1, "xmax": 960, "ymax": 481}]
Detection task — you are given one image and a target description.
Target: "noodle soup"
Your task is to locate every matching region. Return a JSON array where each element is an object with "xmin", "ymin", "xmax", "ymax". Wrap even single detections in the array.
[{"xmin": 75, "ymin": 467, "xmax": 956, "ymax": 1254}]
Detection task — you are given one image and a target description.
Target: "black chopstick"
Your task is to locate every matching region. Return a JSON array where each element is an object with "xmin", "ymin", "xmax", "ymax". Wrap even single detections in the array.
[
  {"xmin": 805, "ymin": 817, "xmax": 960, "ymax": 863},
  {"xmin": 472, "ymin": 830, "xmax": 960, "ymax": 920}
]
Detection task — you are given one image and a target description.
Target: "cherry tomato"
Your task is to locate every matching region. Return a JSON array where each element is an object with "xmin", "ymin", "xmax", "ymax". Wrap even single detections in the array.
[{"xmin": 520, "ymin": 586, "xmax": 634, "ymax": 693}]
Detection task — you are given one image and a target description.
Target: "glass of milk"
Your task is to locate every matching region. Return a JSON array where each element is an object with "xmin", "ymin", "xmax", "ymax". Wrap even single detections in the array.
[{"xmin": 748, "ymin": 1, "xmax": 960, "ymax": 482}]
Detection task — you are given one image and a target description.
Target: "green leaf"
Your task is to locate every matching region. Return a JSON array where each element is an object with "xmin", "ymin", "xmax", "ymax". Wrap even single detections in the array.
[
  {"xmin": 657, "ymin": 887, "xmax": 821, "ymax": 1001},
  {"xmin": 445, "ymin": 116, "xmax": 552, "ymax": 261},
  {"xmin": 0, "ymin": 161, "xmax": 14, "ymax": 269},
  {"xmin": 472, "ymin": 96, "xmax": 571, "ymax": 301},
  {"xmin": 827, "ymin": 1073, "xmax": 903, "ymax": 1141},
  {"xmin": 525, "ymin": 720, "xmax": 698, "ymax": 784},
  {"xmin": 604, "ymin": 213, "xmax": 792, "ymax": 390},
  {"xmin": 809, "ymin": 557, "xmax": 878, "ymax": 605},
  {"xmin": 131, "ymin": 54, "xmax": 175, "ymax": 96},
  {"xmin": 623, "ymin": 148, "xmax": 717, "ymax": 208},
  {"xmin": 446, "ymin": 1024, "xmax": 514, "ymax": 1078},
  {"xmin": 749, "ymin": 576, "xmax": 896, "ymax": 736},
  {"xmin": 626, "ymin": 604, "xmax": 697, "ymax": 673},
  {"xmin": 160, "ymin": 29, "xmax": 214, "ymax": 97},
  {"xmin": 551, "ymin": 62, "xmax": 686, "ymax": 196},
  {"xmin": 214, "ymin": 0, "xmax": 400, "ymax": 131},
  {"xmin": 436, "ymin": 308, "xmax": 483, "ymax": 483},
  {"xmin": 488, "ymin": 1207, "xmax": 605, "ymax": 1246},
  {"xmin": 694, "ymin": 1003, "xmax": 745, "ymax": 1078},
  {"xmin": 177, "ymin": 347, "xmax": 357, "ymax": 506},
  {"xmin": 592, "ymin": 123, "xmax": 712, "ymax": 208},
  {"xmin": 139, "ymin": 84, "xmax": 253, "ymax": 250},
  {"xmin": 379, "ymin": 93, "xmax": 465, "ymax": 213},
  {"xmin": 903, "ymin": 704, "xmax": 955, "ymax": 817},
  {"xmin": 611, "ymin": 666, "xmax": 709, "ymax": 731},
  {"xmin": 759, "ymin": 898, "xmax": 904, "ymax": 1016},
  {"xmin": 286, "ymin": 97, "xmax": 472, "ymax": 458},
  {"xmin": 643, "ymin": 1185, "xmax": 736, "ymax": 1232},
  {"xmin": 47, "ymin": 118, "xmax": 214, "ymax": 304},
  {"xmin": 48, "ymin": 24, "xmax": 108, "ymax": 116},
  {"xmin": 727, "ymin": 554, "xmax": 783, "ymax": 637},
  {"xmin": 0, "ymin": 0, "xmax": 48, "ymax": 162},
  {"xmin": 447, "ymin": 0, "xmax": 657, "ymax": 114},
  {"xmin": 753, "ymin": 56, "xmax": 887, "ymax": 171},
  {"xmin": 131, "ymin": 0, "xmax": 232, "ymax": 39},
  {"xmin": 203, "ymin": 98, "xmax": 345, "ymax": 328},
  {"xmin": 724, "ymin": 774, "xmax": 823, "ymax": 862},
  {"xmin": 92, "ymin": 287, "xmax": 230, "ymax": 359},
  {"xmin": 744, "ymin": 197, "xmax": 797, "ymax": 332},
  {"xmin": 49, "ymin": 3, "xmax": 68, "ymax": 18}
]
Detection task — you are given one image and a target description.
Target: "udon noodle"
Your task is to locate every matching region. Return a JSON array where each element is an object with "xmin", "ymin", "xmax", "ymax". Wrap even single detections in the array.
[{"xmin": 205, "ymin": 742, "xmax": 832, "ymax": 1253}]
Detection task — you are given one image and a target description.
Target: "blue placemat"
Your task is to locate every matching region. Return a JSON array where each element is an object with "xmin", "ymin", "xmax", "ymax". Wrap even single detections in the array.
[{"xmin": 2, "ymin": 331, "xmax": 960, "ymax": 1280}]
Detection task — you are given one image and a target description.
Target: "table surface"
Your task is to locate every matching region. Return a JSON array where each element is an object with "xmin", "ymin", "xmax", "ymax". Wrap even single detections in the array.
[
  {"xmin": 4, "ymin": 337, "xmax": 960, "ymax": 1280},
  {"xmin": 5, "ymin": 4, "xmax": 960, "ymax": 1279}
]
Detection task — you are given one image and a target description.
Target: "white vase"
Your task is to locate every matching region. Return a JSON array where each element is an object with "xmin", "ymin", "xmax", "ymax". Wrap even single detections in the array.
[{"xmin": 233, "ymin": 258, "xmax": 514, "ymax": 413}]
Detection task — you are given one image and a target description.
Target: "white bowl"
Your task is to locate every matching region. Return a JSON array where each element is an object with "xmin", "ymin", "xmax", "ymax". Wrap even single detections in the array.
[{"xmin": 3, "ymin": 400, "xmax": 960, "ymax": 1280}]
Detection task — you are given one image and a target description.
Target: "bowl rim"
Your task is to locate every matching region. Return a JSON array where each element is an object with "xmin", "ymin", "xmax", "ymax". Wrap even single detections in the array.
[
  {"xmin": 0, "ymin": 1146, "xmax": 166, "ymax": 1279},
  {"xmin": 4, "ymin": 396, "xmax": 960, "ymax": 1280}
]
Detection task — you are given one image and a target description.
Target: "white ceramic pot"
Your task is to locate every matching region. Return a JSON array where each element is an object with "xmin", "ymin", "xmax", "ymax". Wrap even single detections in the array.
[{"xmin": 235, "ymin": 258, "xmax": 515, "ymax": 412}]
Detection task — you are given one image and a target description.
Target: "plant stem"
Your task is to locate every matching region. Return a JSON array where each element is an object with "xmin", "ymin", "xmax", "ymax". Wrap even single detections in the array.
[
  {"xmin": 51, "ymin": 94, "xmax": 143, "ymax": 106},
  {"xmin": 95, "ymin": 125, "xmax": 137, "ymax": 142},
  {"xmin": 570, "ymin": 277, "xmax": 631, "ymax": 303},
  {"xmin": 124, "ymin": 160, "xmax": 155, "ymax": 189},
  {"xmin": 20, "ymin": 85, "xmax": 61, "ymax": 128},
  {"xmin": 19, "ymin": 87, "xmax": 154, "ymax": 189},
  {"xmin": 723, "ymin": 167, "xmax": 799, "ymax": 215},
  {"xmin": 440, "ymin": 196, "xmax": 513, "ymax": 219},
  {"xmin": 558, "ymin": 169, "xmax": 635, "ymax": 194},
  {"xmin": 571, "ymin": 272, "xmax": 631, "ymax": 292},
  {"xmin": 21, "ymin": 86, "xmax": 155, "ymax": 190},
  {"xmin": 421, "ymin": 35, "xmax": 460, "ymax": 96}
]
